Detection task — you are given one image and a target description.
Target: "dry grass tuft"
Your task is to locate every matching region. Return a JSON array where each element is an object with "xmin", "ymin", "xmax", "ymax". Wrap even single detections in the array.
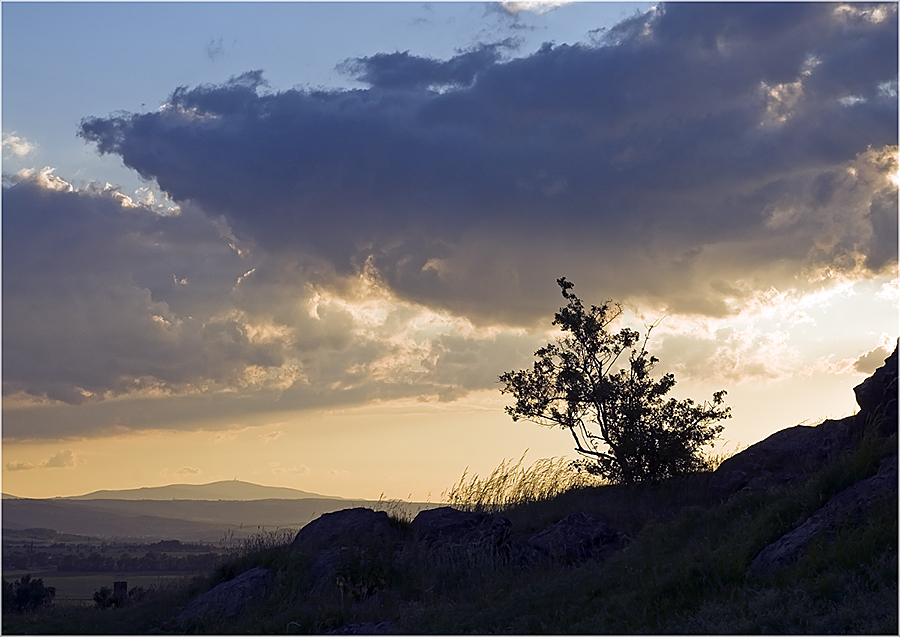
[{"xmin": 442, "ymin": 450, "xmax": 604, "ymax": 513}]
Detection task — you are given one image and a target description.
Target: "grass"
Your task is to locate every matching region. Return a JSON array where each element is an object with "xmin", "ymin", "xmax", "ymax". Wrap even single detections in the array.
[
  {"xmin": 4, "ymin": 424, "xmax": 896, "ymax": 634},
  {"xmin": 442, "ymin": 450, "xmax": 604, "ymax": 513}
]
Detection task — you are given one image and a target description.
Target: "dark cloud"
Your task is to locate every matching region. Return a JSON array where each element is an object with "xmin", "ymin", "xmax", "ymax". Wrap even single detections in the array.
[
  {"xmin": 5, "ymin": 3, "xmax": 897, "ymax": 440},
  {"xmin": 2, "ymin": 176, "xmax": 269, "ymax": 405},
  {"xmin": 2, "ymin": 172, "xmax": 541, "ymax": 436},
  {"xmin": 337, "ymin": 41, "xmax": 516, "ymax": 91},
  {"xmin": 206, "ymin": 37, "xmax": 225, "ymax": 62},
  {"xmin": 77, "ymin": 3, "xmax": 897, "ymax": 325}
]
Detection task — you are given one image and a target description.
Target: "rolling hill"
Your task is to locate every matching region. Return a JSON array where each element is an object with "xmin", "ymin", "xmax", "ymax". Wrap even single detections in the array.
[
  {"xmin": 1, "ymin": 480, "xmax": 433, "ymax": 542},
  {"xmin": 1, "ymin": 497, "xmax": 376, "ymax": 542},
  {"xmin": 60, "ymin": 479, "xmax": 341, "ymax": 501}
]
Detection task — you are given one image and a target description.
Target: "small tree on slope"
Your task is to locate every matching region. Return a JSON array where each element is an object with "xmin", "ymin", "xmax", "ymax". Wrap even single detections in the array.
[{"xmin": 499, "ymin": 278, "xmax": 731, "ymax": 485}]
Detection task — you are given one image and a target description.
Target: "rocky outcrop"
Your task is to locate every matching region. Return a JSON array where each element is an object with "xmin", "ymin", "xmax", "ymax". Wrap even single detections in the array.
[
  {"xmin": 527, "ymin": 512, "xmax": 628, "ymax": 564},
  {"xmin": 176, "ymin": 566, "xmax": 274, "ymax": 627},
  {"xmin": 409, "ymin": 506, "xmax": 512, "ymax": 552},
  {"xmin": 749, "ymin": 453, "xmax": 897, "ymax": 575},
  {"xmin": 711, "ymin": 417, "xmax": 862, "ymax": 493},
  {"xmin": 712, "ymin": 344, "xmax": 899, "ymax": 577},
  {"xmin": 712, "ymin": 343, "xmax": 898, "ymax": 495},
  {"xmin": 854, "ymin": 344, "xmax": 898, "ymax": 436}
]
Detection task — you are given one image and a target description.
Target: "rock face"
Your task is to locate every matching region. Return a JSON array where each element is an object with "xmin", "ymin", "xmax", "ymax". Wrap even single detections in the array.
[
  {"xmin": 713, "ymin": 343, "xmax": 898, "ymax": 495},
  {"xmin": 853, "ymin": 344, "xmax": 898, "ymax": 436},
  {"xmin": 527, "ymin": 512, "xmax": 627, "ymax": 564},
  {"xmin": 176, "ymin": 566, "xmax": 274, "ymax": 627},
  {"xmin": 410, "ymin": 506, "xmax": 512, "ymax": 552},
  {"xmin": 749, "ymin": 453, "xmax": 898, "ymax": 575}
]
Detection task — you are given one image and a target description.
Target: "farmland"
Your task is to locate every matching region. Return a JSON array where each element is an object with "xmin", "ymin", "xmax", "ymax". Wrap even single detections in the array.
[{"xmin": 2, "ymin": 569, "xmax": 191, "ymax": 602}]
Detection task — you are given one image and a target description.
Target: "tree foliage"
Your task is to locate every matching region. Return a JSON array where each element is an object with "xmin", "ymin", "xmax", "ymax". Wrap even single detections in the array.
[
  {"xmin": 500, "ymin": 278, "xmax": 731, "ymax": 485},
  {"xmin": 2, "ymin": 574, "xmax": 56, "ymax": 613},
  {"xmin": 93, "ymin": 586, "xmax": 116, "ymax": 609}
]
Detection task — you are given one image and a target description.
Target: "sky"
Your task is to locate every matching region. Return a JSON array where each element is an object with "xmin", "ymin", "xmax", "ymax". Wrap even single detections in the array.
[{"xmin": 2, "ymin": 1, "xmax": 898, "ymax": 501}]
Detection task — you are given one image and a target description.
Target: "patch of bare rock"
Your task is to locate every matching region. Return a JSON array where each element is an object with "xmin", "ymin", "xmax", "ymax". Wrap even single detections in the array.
[
  {"xmin": 410, "ymin": 506, "xmax": 512, "ymax": 551},
  {"xmin": 527, "ymin": 511, "xmax": 629, "ymax": 563},
  {"xmin": 176, "ymin": 566, "xmax": 274, "ymax": 628},
  {"xmin": 749, "ymin": 453, "xmax": 897, "ymax": 575}
]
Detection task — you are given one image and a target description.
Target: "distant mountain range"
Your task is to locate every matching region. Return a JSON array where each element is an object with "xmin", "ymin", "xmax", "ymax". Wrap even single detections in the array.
[
  {"xmin": 1, "ymin": 480, "xmax": 433, "ymax": 542},
  {"xmin": 2, "ymin": 479, "xmax": 342, "ymax": 502},
  {"xmin": 1, "ymin": 497, "xmax": 372, "ymax": 542},
  {"xmin": 62, "ymin": 479, "xmax": 343, "ymax": 502}
]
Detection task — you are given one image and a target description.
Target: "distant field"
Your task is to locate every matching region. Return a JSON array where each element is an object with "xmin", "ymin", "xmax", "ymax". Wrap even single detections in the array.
[{"xmin": 2, "ymin": 570, "xmax": 193, "ymax": 600}]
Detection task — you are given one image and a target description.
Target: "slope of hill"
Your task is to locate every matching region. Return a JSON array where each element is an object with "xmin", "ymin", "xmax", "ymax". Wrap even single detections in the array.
[{"xmin": 62, "ymin": 479, "xmax": 339, "ymax": 501}]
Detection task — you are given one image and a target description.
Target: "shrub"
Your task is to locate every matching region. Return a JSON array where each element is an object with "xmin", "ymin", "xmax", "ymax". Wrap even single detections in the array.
[
  {"xmin": 500, "ymin": 277, "xmax": 730, "ymax": 484},
  {"xmin": 2, "ymin": 574, "xmax": 56, "ymax": 613},
  {"xmin": 93, "ymin": 586, "xmax": 116, "ymax": 609}
]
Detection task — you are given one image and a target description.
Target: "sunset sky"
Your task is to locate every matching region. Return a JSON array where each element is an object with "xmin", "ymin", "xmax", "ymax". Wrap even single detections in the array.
[{"xmin": 2, "ymin": 2, "xmax": 897, "ymax": 501}]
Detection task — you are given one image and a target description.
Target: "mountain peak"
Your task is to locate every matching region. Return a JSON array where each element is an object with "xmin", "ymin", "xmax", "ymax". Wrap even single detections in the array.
[{"xmin": 63, "ymin": 479, "xmax": 340, "ymax": 501}]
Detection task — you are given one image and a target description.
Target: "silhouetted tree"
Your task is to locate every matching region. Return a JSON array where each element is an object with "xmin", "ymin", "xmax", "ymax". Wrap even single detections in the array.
[
  {"xmin": 93, "ymin": 585, "xmax": 116, "ymax": 609},
  {"xmin": 500, "ymin": 278, "xmax": 731, "ymax": 485},
  {"xmin": 2, "ymin": 574, "xmax": 56, "ymax": 613},
  {"xmin": 1, "ymin": 578, "xmax": 13, "ymax": 613}
]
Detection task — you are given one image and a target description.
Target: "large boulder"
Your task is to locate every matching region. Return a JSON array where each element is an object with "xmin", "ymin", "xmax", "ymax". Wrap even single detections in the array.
[
  {"xmin": 749, "ymin": 453, "xmax": 898, "ymax": 575},
  {"xmin": 291, "ymin": 508, "xmax": 401, "ymax": 591},
  {"xmin": 291, "ymin": 508, "xmax": 401, "ymax": 551},
  {"xmin": 527, "ymin": 512, "xmax": 627, "ymax": 564},
  {"xmin": 410, "ymin": 506, "xmax": 511, "ymax": 552},
  {"xmin": 176, "ymin": 566, "xmax": 274, "ymax": 627}
]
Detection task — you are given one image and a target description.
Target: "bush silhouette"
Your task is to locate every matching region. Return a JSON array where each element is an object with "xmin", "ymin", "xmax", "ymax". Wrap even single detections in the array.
[
  {"xmin": 2, "ymin": 574, "xmax": 56, "ymax": 613},
  {"xmin": 500, "ymin": 278, "xmax": 731, "ymax": 484},
  {"xmin": 93, "ymin": 586, "xmax": 115, "ymax": 609}
]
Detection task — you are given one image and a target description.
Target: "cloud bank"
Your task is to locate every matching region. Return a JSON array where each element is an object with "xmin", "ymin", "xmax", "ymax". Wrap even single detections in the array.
[
  {"xmin": 77, "ymin": 3, "xmax": 896, "ymax": 320},
  {"xmin": 4, "ymin": 3, "xmax": 897, "ymax": 440},
  {"xmin": 3, "ymin": 170, "xmax": 533, "ymax": 437}
]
